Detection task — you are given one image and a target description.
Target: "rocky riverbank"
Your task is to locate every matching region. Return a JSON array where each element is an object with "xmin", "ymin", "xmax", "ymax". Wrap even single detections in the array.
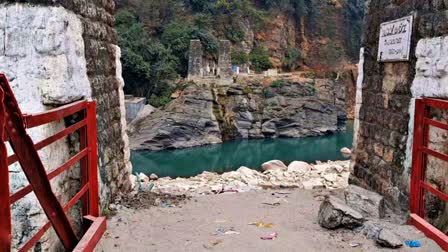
[
  {"xmin": 130, "ymin": 73, "xmax": 355, "ymax": 151},
  {"xmin": 130, "ymin": 160, "xmax": 350, "ymax": 196}
]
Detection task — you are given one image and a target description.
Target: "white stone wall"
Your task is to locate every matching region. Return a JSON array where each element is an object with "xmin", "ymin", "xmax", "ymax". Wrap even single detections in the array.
[
  {"xmin": 351, "ymin": 47, "xmax": 364, "ymax": 171},
  {"xmin": 0, "ymin": 4, "xmax": 91, "ymax": 250},
  {"xmin": 405, "ymin": 36, "xmax": 448, "ymax": 174}
]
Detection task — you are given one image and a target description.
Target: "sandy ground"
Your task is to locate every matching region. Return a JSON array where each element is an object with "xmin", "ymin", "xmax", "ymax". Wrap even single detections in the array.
[{"xmin": 97, "ymin": 190, "xmax": 442, "ymax": 252}]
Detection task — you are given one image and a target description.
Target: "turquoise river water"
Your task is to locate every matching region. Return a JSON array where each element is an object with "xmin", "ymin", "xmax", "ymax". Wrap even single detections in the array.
[{"xmin": 131, "ymin": 121, "xmax": 354, "ymax": 178}]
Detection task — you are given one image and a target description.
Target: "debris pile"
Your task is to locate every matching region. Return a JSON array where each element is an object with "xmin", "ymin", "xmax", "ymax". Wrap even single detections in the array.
[
  {"xmin": 132, "ymin": 160, "xmax": 350, "ymax": 196},
  {"xmin": 318, "ymin": 185, "xmax": 404, "ymax": 249}
]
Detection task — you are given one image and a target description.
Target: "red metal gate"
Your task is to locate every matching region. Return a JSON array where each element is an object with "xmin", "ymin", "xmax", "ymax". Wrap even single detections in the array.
[
  {"xmin": 0, "ymin": 74, "xmax": 106, "ymax": 251},
  {"xmin": 410, "ymin": 98, "xmax": 448, "ymax": 251}
]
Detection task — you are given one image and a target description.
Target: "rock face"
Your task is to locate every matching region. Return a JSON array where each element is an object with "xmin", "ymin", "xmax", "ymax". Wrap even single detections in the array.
[
  {"xmin": 345, "ymin": 185, "xmax": 385, "ymax": 219},
  {"xmin": 261, "ymin": 160, "xmax": 287, "ymax": 171},
  {"xmin": 131, "ymin": 75, "xmax": 349, "ymax": 151},
  {"xmin": 130, "ymin": 85, "xmax": 222, "ymax": 151},
  {"xmin": 318, "ymin": 195, "xmax": 364, "ymax": 230}
]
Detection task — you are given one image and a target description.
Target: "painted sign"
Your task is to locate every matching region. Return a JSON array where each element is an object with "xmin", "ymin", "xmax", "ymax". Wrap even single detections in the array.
[{"xmin": 377, "ymin": 15, "xmax": 413, "ymax": 62}]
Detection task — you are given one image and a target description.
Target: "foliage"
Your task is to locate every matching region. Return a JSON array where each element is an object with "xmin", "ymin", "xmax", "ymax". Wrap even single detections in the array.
[
  {"xmin": 249, "ymin": 46, "xmax": 273, "ymax": 72},
  {"xmin": 282, "ymin": 47, "xmax": 302, "ymax": 71},
  {"xmin": 231, "ymin": 49, "xmax": 249, "ymax": 65},
  {"xmin": 116, "ymin": 10, "xmax": 178, "ymax": 103},
  {"xmin": 271, "ymin": 79, "xmax": 288, "ymax": 89}
]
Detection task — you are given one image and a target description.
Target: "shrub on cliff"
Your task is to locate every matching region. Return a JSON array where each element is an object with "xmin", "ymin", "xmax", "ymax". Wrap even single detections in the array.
[
  {"xmin": 282, "ymin": 47, "xmax": 302, "ymax": 71},
  {"xmin": 116, "ymin": 10, "xmax": 178, "ymax": 103},
  {"xmin": 249, "ymin": 46, "xmax": 273, "ymax": 72}
]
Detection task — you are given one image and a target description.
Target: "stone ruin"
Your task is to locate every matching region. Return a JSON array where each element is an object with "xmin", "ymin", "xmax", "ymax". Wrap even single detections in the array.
[{"xmin": 187, "ymin": 39, "xmax": 233, "ymax": 83}]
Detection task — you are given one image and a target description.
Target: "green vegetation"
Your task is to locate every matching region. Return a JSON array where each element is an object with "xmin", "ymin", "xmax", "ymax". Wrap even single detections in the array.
[
  {"xmin": 249, "ymin": 46, "xmax": 273, "ymax": 72},
  {"xmin": 116, "ymin": 10, "xmax": 178, "ymax": 107},
  {"xmin": 271, "ymin": 79, "xmax": 288, "ymax": 89},
  {"xmin": 282, "ymin": 47, "xmax": 302, "ymax": 71},
  {"xmin": 231, "ymin": 49, "xmax": 249, "ymax": 66}
]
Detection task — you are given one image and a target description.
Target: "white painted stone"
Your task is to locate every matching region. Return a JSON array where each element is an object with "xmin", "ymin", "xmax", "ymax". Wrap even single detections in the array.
[
  {"xmin": 405, "ymin": 36, "xmax": 448, "ymax": 174},
  {"xmin": 114, "ymin": 45, "xmax": 133, "ymax": 189},
  {"xmin": 287, "ymin": 161, "xmax": 311, "ymax": 174},
  {"xmin": 352, "ymin": 47, "xmax": 365, "ymax": 171},
  {"xmin": 0, "ymin": 5, "xmax": 93, "ymax": 249}
]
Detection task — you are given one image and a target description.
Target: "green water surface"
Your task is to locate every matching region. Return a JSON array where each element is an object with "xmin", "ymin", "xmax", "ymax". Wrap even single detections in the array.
[{"xmin": 132, "ymin": 121, "xmax": 354, "ymax": 178}]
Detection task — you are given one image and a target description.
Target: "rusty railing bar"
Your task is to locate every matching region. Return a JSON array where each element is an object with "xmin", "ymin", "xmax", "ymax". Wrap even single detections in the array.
[
  {"xmin": 18, "ymin": 184, "xmax": 90, "ymax": 252},
  {"xmin": 7, "ymin": 119, "xmax": 87, "ymax": 166},
  {"xmin": 420, "ymin": 181, "xmax": 448, "ymax": 202},
  {"xmin": 10, "ymin": 148, "xmax": 89, "ymax": 204},
  {"xmin": 420, "ymin": 147, "xmax": 448, "ymax": 163},
  {"xmin": 423, "ymin": 98, "xmax": 448, "ymax": 111},
  {"xmin": 24, "ymin": 100, "xmax": 88, "ymax": 129},
  {"xmin": 424, "ymin": 118, "xmax": 448, "ymax": 131}
]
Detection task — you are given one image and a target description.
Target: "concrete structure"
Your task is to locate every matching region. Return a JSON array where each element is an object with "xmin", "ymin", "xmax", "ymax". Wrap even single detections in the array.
[
  {"xmin": 125, "ymin": 96, "xmax": 146, "ymax": 123},
  {"xmin": 187, "ymin": 39, "xmax": 203, "ymax": 80},
  {"xmin": 0, "ymin": 1, "xmax": 131, "ymax": 249},
  {"xmin": 352, "ymin": 1, "xmax": 448, "ymax": 232},
  {"xmin": 217, "ymin": 40, "xmax": 232, "ymax": 79}
]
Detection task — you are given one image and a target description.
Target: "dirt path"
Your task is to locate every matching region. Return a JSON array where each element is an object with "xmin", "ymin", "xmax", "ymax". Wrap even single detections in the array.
[{"xmin": 97, "ymin": 190, "xmax": 442, "ymax": 252}]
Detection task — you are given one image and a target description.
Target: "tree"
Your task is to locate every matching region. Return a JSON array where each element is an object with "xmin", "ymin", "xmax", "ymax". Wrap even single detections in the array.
[
  {"xmin": 249, "ymin": 46, "xmax": 273, "ymax": 72},
  {"xmin": 282, "ymin": 47, "xmax": 302, "ymax": 71},
  {"xmin": 116, "ymin": 10, "xmax": 178, "ymax": 105}
]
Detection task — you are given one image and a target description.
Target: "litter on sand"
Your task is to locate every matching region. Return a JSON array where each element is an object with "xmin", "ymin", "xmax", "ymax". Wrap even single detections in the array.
[
  {"xmin": 260, "ymin": 231, "xmax": 278, "ymax": 240},
  {"xmin": 248, "ymin": 221, "xmax": 274, "ymax": 228},
  {"xmin": 405, "ymin": 240, "xmax": 421, "ymax": 248},
  {"xmin": 214, "ymin": 227, "xmax": 240, "ymax": 235},
  {"xmin": 349, "ymin": 242, "xmax": 361, "ymax": 247}
]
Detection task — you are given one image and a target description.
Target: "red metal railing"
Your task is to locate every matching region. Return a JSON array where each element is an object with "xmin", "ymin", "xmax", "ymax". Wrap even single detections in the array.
[
  {"xmin": 410, "ymin": 98, "xmax": 448, "ymax": 251},
  {"xmin": 0, "ymin": 74, "xmax": 105, "ymax": 251}
]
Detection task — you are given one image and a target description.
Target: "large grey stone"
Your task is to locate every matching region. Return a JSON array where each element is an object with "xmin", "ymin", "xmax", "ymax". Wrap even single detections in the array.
[
  {"xmin": 318, "ymin": 195, "xmax": 364, "ymax": 230},
  {"xmin": 288, "ymin": 161, "xmax": 312, "ymax": 174},
  {"xmin": 376, "ymin": 229, "xmax": 403, "ymax": 249},
  {"xmin": 261, "ymin": 160, "xmax": 287, "ymax": 172},
  {"xmin": 344, "ymin": 185, "xmax": 385, "ymax": 219}
]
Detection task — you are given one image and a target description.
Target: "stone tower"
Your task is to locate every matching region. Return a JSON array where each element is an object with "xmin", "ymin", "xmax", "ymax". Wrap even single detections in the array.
[
  {"xmin": 218, "ymin": 40, "xmax": 232, "ymax": 79},
  {"xmin": 187, "ymin": 39, "xmax": 203, "ymax": 80}
]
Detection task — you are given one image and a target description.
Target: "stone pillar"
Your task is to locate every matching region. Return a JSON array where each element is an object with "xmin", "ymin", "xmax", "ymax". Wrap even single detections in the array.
[
  {"xmin": 188, "ymin": 39, "xmax": 203, "ymax": 80},
  {"xmin": 218, "ymin": 40, "xmax": 232, "ymax": 79}
]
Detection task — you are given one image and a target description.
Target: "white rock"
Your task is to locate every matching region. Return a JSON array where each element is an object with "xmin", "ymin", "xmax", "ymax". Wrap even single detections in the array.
[
  {"xmin": 138, "ymin": 173, "xmax": 150, "ymax": 183},
  {"xmin": 287, "ymin": 161, "xmax": 312, "ymax": 174},
  {"xmin": 211, "ymin": 184, "xmax": 223, "ymax": 193},
  {"xmin": 302, "ymin": 178, "xmax": 325, "ymax": 190},
  {"xmin": 130, "ymin": 174, "xmax": 138, "ymax": 189},
  {"xmin": 150, "ymin": 173, "xmax": 159, "ymax": 180},
  {"xmin": 340, "ymin": 147, "xmax": 352, "ymax": 155},
  {"xmin": 261, "ymin": 160, "xmax": 287, "ymax": 172},
  {"xmin": 323, "ymin": 173, "xmax": 338, "ymax": 182}
]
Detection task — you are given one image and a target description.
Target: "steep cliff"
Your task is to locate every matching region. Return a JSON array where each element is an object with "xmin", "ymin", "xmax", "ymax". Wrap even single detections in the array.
[
  {"xmin": 130, "ymin": 71, "xmax": 355, "ymax": 151},
  {"xmin": 115, "ymin": 0, "xmax": 365, "ymax": 100}
]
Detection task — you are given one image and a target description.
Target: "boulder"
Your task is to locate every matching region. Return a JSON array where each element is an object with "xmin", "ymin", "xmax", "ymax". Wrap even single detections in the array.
[
  {"xmin": 376, "ymin": 229, "xmax": 403, "ymax": 249},
  {"xmin": 318, "ymin": 195, "xmax": 364, "ymax": 230},
  {"xmin": 340, "ymin": 147, "xmax": 352, "ymax": 155},
  {"xmin": 150, "ymin": 173, "xmax": 159, "ymax": 180},
  {"xmin": 287, "ymin": 161, "xmax": 312, "ymax": 174},
  {"xmin": 261, "ymin": 160, "xmax": 287, "ymax": 172},
  {"xmin": 138, "ymin": 173, "xmax": 150, "ymax": 183},
  {"xmin": 344, "ymin": 185, "xmax": 385, "ymax": 219}
]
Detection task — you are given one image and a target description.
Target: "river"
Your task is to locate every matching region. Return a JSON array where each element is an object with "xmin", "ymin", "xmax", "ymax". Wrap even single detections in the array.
[{"xmin": 131, "ymin": 121, "xmax": 354, "ymax": 178}]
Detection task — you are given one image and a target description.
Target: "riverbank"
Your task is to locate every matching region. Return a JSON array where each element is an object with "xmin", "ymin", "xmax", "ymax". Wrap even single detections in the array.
[{"xmin": 131, "ymin": 160, "xmax": 350, "ymax": 197}]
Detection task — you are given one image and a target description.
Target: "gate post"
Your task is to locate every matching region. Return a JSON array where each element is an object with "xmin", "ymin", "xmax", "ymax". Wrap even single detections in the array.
[
  {"xmin": 87, "ymin": 101, "xmax": 99, "ymax": 217},
  {"xmin": 0, "ymin": 86, "xmax": 12, "ymax": 251}
]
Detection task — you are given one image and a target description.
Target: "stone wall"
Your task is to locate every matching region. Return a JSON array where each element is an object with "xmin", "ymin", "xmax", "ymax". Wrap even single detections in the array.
[
  {"xmin": 1, "ymin": 0, "xmax": 131, "ymax": 249},
  {"xmin": 352, "ymin": 1, "xmax": 448, "ymax": 212}
]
